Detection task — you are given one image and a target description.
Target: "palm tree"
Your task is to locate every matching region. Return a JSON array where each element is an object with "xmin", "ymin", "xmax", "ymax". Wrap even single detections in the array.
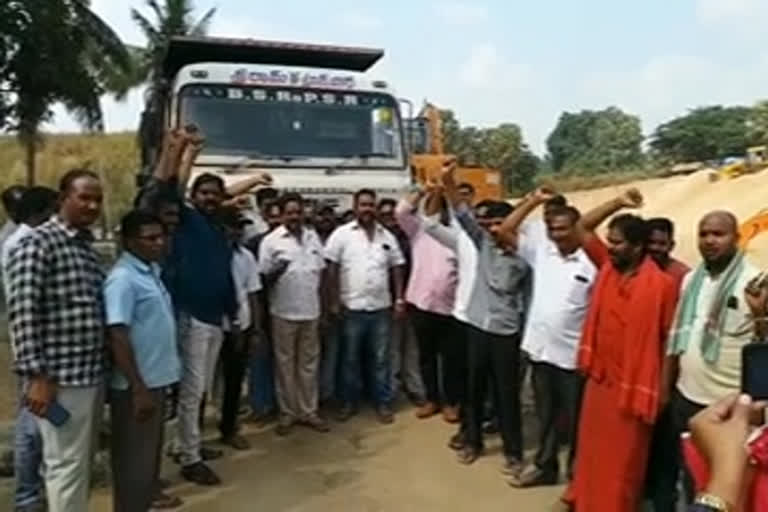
[
  {"xmin": 130, "ymin": 0, "xmax": 217, "ymax": 86},
  {"xmin": 4, "ymin": 0, "xmax": 133, "ymax": 184}
]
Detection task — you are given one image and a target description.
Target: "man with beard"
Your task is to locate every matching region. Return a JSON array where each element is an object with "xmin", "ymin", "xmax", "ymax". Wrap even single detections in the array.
[
  {"xmin": 646, "ymin": 217, "xmax": 690, "ymax": 287},
  {"xmin": 656, "ymin": 211, "xmax": 759, "ymax": 510},
  {"xmin": 325, "ymin": 189, "xmax": 406, "ymax": 424},
  {"xmin": 560, "ymin": 189, "xmax": 679, "ymax": 512}
]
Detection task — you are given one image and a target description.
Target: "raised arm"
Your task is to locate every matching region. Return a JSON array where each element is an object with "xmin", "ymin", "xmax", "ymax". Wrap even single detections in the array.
[
  {"xmin": 498, "ymin": 187, "xmax": 557, "ymax": 247},
  {"xmin": 176, "ymin": 128, "xmax": 205, "ymax": 194},
  {"xmin": 225, "ymin": 171, "xmax": 274, "ymax": 198},
  {"xmin": 579, "ymin": 188, "xmax": 643, "ymax": 234},
  {"xmin": 395, "ymin": 190, "xmax": 425, "ymax": 238}
]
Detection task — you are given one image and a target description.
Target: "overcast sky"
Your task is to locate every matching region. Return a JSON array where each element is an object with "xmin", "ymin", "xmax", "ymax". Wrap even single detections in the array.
[{"xmin": 48, "ymin": 0, "xmax": 768, "ymax": 154}]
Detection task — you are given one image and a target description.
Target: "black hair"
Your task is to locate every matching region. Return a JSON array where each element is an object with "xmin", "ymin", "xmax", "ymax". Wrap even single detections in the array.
[
  {"xmin": 263, "ymin": 199, "xmax": 282, "ymax": 215},
  {"xmin": 17, "ymin": 187, "xmax": 58, "ymax": 223},
  {"xmin": 190, "ymin": 173, "xmax": 224, "ymax": 195},
  {"xmin": 256, "ymin": 187, "xmax": 279, "ymax": 207},
  {"xmin": 546, "ymin": 205, "xmax": 581, "ymax": 225},
  {"xmin": 608, "ymin": 214, "xmax": 649, "ymax": 247},
  {"xmin": 377, "ymin": 198, "xmax": 397, "ymax": 210},
  {"xmin": 354, "ymin": 188, "xmax": 377, "ymax": 204},
  {"xmin": 646, "ymin": 217, "xmax": 674, "ymax": 238},
  {"xmin": 457, "ymin": 182, "xmax": 475, "ymax": 195},
  {"xmin": 544, "ymin": 194, "xmax": 567, "ymax": 209},
  {"xmin": 279, "ymin": 192, "xmax": 303, "ymax": 210},
  {"xmin": 318, "ymin": 204, "xmax": 335, "ymax": 216},
  {"xmin": 474, "ymin": 199, "xmax": 496, "ymax": 217},
  {"xmin": 2, "ymin": 185, "xmax": 27, "ymax": 220},
  {"xmin": 120, "ymin": 210, "xmax": 165, "ymax": 239},
  {"xmin": 486, "ymin": 201, "xmax": 513, "ymax": 219},
  {"xmin": 59, "ymin": 168, "xmax": 99, "ymax": 194}
]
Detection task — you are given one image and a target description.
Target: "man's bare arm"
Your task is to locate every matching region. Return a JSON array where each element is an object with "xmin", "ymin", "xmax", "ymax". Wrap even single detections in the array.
[
  {"xmin": 499, "ymin": 187, "xmax": 557, "ymax": 243},
  {"xmin": 579, "ymin": 188, "xmax": 643, "ymax": 234},
  {"xmin": 108, "ymin": 325, "xmax": 148, "ymax": 392},
  {"xmin": 226, "ymin": 172, "xmax": 274, "ymax": 197}
]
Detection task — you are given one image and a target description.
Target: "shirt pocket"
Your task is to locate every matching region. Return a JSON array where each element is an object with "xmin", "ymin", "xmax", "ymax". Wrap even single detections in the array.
[
  {"xmin": 565, "ymin": 272, "xmax": 593, "ymax": 306},
  {"xmin": 488, "ymin": 256, "xmax": 519, "ymax": 292},
  {"xmin": 722, "ymin": 296, "xmax": 752, "ymax": 337}
]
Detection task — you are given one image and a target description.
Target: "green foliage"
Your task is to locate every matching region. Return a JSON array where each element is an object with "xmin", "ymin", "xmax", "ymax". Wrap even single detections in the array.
[
  {"xmin": 649, "ymin": 105, "xmax": 754, "ymax": 163},
  {"xmin": 546, "ymin": 107, "xmax": 644, "ymax": 174},
  {"xmin": 747, "ymin": 100, "xmax": 768, "ymax": 146},
  {"xmin": 0, "ymin": 0, "xmax": 133, "ymax": 184},
  {"xmin": 130, "ymin": 0, "xmax": 217, "ymax": 85},
  {"xmin": 440, "ymin": 110, "xmax": 539, "ymax": 194}
]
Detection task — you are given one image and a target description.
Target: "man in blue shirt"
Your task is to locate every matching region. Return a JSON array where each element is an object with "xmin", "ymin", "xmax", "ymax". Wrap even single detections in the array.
[{"xmin": 105, "ymin": 210, "xmax": 180, "ymax": 512}]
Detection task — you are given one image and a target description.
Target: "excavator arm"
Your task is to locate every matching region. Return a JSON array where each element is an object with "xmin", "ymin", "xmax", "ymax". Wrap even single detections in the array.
[{"xmin": 739, "ymin": 209, "xmax": 768, "ymax": 249}]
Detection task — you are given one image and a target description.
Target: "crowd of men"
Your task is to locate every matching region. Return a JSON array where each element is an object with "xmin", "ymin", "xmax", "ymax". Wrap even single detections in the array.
[{"xmin": 1, "ymin": 126, "xmax": 766, "ymax": 512}]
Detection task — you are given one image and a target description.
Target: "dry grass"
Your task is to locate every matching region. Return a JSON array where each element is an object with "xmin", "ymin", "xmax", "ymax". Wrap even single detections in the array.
[
  {"xmin": 0, "ymin": 132, "xmax": 138, "ymax": 226},
  {"xmin": 534, "ymin": 168, "xmax": 664, "ymax": 193}
]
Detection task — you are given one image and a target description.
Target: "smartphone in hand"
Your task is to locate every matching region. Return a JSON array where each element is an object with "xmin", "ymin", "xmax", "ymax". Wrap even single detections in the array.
[
  {"xmin": 742, "ymin": 344, "xmax": 768, "ymax": 400},
  {"xmin": 44, "ymin": 401, "xmax": 71, "ymax": 427}
]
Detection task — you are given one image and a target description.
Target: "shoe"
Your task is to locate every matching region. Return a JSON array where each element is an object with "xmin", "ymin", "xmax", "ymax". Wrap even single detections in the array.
[
  {"xmin": 376, "ymin": 405, "xmax": 395, "ymax": 424},
  {"xmin": 406, "ymin": 392, "xmax": 426, "ymax": 407},
  {"xmin": 415, "ymin": 402, "xmax": 440, "ymax": 419},
  {"xmin": 499, "ymin": 457, "xmax": 524, "ymax": 477},
  {"xmin": 442, "ymin": 406, "xmax": 460, "ymax": 424},
  {"xmin": 508, "ymin": 464, "xmax": 559, "ymax": 488},
  {"xmin": 448, "ymin": 431, "xmax": 465, "ymax": 451},
  {"xmin": 180, "ymin": 461, "xmax": 221, "ymax": 486},
  {"xmin": 200, "ymin": 446, "xmax": 223, "ymax": 461},
  {"xmin": 220, "ymin": 434, "xmax": 251, "ymax": 450},
  {"xmin": 151, "ymin": 490, "xmax": 183, "ymax": 509},
  {"xmin": 245, "ymin": 410, "xmax": 277, "ymax": 427},
  {"xmin": 482, "ymin": 419, "xmax": 499, "ymax": 435},
  {"xmin": 304, "ymin": 415, "xmax": 331, "ymax": 433},
  {"xmin": 457, "ymin": 446, "xmax": 481, "ymax": 465},
  {"xmin": 276, "ymin": 417, "xmax": 294, "ymax": 437},
  {"xmin": 336, "ymin": 404, "xmax": 357, "ymax": 423}
]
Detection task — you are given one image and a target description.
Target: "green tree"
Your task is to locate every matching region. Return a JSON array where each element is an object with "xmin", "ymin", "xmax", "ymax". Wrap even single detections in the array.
[
  {"xmin": 747, "ymin": 100, "xmax": 768, "ymax": 146},
  {"xmin": 649, "ymin": 105, "xmax": 754, "ymax": 163},
  {"xmin": 131, "ymin": 0, "xmax": 217, "ymax": 85},
  {"xmin": 546, "ymin": 106, "xmax": 644, "ymax": 174},
  {"xmin": 2, "ymin": 0, "xmax": 132, "ymax": 184}
]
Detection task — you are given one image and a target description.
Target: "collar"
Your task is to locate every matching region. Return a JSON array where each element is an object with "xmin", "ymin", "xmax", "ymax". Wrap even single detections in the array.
[
  {"xmin": 51, "ymin": 215, "xmax": 94, "ymax": 241},
  {"xmin": 351, "ymin": 220, "xmax": 384, "ymax": 234},
  {"xmin": 546, "ymin": 242, "xmax": 581, "ymax": 262},
  {"xmin": 278, "ymin": 224, "xmax": 306, "ymax": 239},
  {"xmin": 121, "ymin": 251, "xmax": 156, "ymax": 274}
]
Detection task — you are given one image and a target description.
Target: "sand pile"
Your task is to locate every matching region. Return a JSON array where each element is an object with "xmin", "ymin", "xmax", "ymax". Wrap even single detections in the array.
[{"xmin": 562, "ymin": 168, "xmax": 768, "ymax": 269}]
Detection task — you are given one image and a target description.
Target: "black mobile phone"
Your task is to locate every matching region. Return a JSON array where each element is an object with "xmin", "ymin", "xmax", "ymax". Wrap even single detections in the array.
[{"xmin": 742, "ymin": 344, "xmax": 768, "ymax": 400}]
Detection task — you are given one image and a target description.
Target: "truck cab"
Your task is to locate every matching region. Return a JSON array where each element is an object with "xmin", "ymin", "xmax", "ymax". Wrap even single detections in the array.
[{"xmin": 139, "ymin": 36, "xmax": 411, "ymax": 210}]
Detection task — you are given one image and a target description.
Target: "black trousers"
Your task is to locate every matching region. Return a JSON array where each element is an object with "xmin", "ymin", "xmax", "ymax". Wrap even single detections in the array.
[
  {"xmin": 530, "ymin": 361, "xmax": 584, "ymax": 477},
  {"xmin": 646, "ymin": 389, "xmax": 706, "ymax": 512},
  {"xmin": 410, "ymin": 307, "xmax": 466, "ymax": 406},
  {"xmin": 219, "ymin": 331, "xmax": 249, "ymax": 439},
  {"xmin": 464, "ymin": 325, "xmax": 522, "ymax": 459}
]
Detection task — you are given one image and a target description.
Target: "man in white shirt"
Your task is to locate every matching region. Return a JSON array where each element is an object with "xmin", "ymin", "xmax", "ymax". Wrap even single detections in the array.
[
  {"xmin": 498, "ymin": 188, "xmax": 596, "ymax": 488},
  {"xmin": 1, "ymin": 186, "xmax": 57, "ymax": 512},
  {"xmin": 658, "ymin": 211, "xmax": 760, "ymax": 510},
  {"xmin": 260, "ymin": 193, "xmax": 329, "ymax": 435},
  {"xmin": 217, "ymin": 208, "xmax": 263, "ymax": 450},
  {"xmin": 325, "ymin": 189, "xmax": 406, "ymax": 424}
]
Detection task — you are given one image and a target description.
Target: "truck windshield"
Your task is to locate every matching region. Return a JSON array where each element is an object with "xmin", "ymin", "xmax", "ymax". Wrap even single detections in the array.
[{"xmin": 179, "ymin": 84, "xmax": 405, "ymax": 167}]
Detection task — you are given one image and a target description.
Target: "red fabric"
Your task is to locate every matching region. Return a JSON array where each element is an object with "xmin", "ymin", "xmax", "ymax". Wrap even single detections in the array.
[
  {"xmin": 578, "ymin": 247, "xmax": 678, "ymax": 424},
  {"xmin": 565, "ymin": 236, "xmax": 678, "ymax": 511},
  {"xmin": 682, "ymin": 431, "xmax": 768, "ymax": 512},
  {"xmin": 664, "ymin": 258, "xmax": 691, "ymax": 289},
  {"xmin": 564, "ymin": 379, "xmax": 654, "ymax": 512}
]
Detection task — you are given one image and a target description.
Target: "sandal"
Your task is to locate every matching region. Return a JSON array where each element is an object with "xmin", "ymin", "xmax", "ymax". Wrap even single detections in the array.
[
  {"xmin": 180, "ymin": 461, "xmax": 221, "ymax": 486},
  {"xmin": 151, "ymin": 490, "xmax": 183, "ymax": 509}
]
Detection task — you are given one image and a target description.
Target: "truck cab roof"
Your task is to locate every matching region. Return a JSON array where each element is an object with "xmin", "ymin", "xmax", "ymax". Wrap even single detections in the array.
[{"xmin": 162, "ymin": 36, "xmax": 385, "ymax": 79}]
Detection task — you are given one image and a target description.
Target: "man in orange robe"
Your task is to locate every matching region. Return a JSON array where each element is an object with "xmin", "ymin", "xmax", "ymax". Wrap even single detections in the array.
[{"xmin": 561, "ymin": 190, "xmax": 679, "ymax": 512}]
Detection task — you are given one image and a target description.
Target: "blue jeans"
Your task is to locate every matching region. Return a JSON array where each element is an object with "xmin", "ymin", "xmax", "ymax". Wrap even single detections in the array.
[
  {"xmin": 319, "ymin": 319, "xmax": 341, "ymax": 402},
  {"xmin": 15, "ymin": 387, "xmax": 43, "ymax": 507},
  {"xmin": 248, "ymin": 350, "xmax": 275, "ymax": 414},
  {"xmin": 341, "ymin": 309, "xmax": 392, "ymax": 407}
]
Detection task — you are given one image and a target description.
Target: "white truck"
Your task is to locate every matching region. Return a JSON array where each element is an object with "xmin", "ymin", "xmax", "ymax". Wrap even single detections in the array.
[{"xmin": 138, "ymin": 36, "xmax": 412, "ymax": 210}]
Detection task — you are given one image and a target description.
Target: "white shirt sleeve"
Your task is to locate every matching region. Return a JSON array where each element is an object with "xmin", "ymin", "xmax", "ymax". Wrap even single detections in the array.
[
  {"xmin": 243, "ymin": 249, "xmax": 262, "ymax": 293},
  {"xmin": 423, "ymin": 216, "xmax": 459, "ymax": 251},
  {"xmin": 258, "ymin": 233, "xmax": 277, "ymax": 275},
  {"xmin": 324, "ymin": 228, "xmax": 344, "ymax": 263},
  {"xmin": 387, "ymin": 233, "xmax": 406, "ymax": 268}
]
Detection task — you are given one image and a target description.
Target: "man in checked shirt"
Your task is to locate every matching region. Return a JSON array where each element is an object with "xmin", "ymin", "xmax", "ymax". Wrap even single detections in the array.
[{"xmin": 6, "ymin": 169, "xmax": 106, "ymax": 512}]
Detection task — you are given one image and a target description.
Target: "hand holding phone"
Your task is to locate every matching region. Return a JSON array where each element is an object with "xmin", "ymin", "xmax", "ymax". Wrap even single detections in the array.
[{"xmin": 742, "ymin": 344, "xmax": 768, "ymax": 401}]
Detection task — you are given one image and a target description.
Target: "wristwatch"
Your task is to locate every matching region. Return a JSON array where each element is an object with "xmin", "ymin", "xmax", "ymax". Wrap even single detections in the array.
[{"xmin": 692, "ymin": 493, "xmax": 729, "ymax": 511}]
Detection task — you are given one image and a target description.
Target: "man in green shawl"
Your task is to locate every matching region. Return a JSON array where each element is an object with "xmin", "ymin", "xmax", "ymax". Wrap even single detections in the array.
[{"xmin": 653, "ymin": 210, "xmax": 762, "ymax": 511}]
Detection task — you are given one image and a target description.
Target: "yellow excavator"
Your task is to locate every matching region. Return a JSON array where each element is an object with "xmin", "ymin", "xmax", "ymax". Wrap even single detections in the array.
[
  {"xmin": 407, "ymin": 102, "xmax": 502, "ymax": 202},
  {"xmin": 715, "ymin": 145, "xmax": 768, "ymax": 181}
]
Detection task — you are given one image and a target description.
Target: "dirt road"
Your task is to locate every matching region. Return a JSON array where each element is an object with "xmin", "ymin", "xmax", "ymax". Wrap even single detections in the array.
[{"xmin": 89, "ymin": 407, "xmax": 563, "ymax": 511}]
